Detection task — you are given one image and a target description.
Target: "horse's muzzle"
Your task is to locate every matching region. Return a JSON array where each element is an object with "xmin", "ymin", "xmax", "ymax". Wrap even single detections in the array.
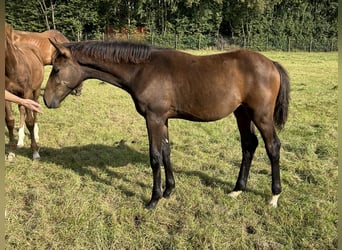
[{"xmin": 43, "ymin": 95, "xmax": 60, "ymax": 108}]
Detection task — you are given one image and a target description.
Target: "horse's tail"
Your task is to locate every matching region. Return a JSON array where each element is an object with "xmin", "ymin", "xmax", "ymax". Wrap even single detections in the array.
[{"xmin": 273, "ymin": 61, "xmax": 290, "ymax": 130}]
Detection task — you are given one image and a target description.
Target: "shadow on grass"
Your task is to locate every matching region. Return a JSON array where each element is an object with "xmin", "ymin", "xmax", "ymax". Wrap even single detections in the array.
[
  {"xmin": 9, "ymin": 143, "xmax": 270, "ymax": 203},
  {"xmin": 40, "ymin": 143, "xmax": 148, "ymax": 169},
  {"xmin": 10, "ymin": 142, "xmax": 152, "ymax": 200},
  {"xmin": 175, "ymin": 169, "xmax": 234, "ymax": 192},
  {"xmin": 175, "ymin": 168, "xmax": 271, "ymax": 201}
]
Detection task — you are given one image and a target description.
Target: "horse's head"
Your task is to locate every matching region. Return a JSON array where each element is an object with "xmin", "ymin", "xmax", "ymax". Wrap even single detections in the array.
[{"xmin": 43, "ymin": 40, "xmax": 83, "ymax": 108}]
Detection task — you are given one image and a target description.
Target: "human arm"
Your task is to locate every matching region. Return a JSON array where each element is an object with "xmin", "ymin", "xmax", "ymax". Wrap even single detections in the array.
[{"xmin": 5, "ymin": 89, "xmax": 43, "ymax": 114}]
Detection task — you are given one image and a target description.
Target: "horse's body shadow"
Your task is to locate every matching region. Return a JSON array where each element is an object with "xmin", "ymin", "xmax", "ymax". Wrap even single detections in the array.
[
  {"xmin": 10, "ymin": 143, "xmax": 150, "ymax": 199},
  {"xmin": 9, "ymin": 143, "xmax": 270, "ymax": 203},
  {"xmin": 175, "ymin": 167, "xmax": 271, "ymax": 201},
  {"xmin": 41, "ymin": 143, "xmax": 148, "ymax": 169}
]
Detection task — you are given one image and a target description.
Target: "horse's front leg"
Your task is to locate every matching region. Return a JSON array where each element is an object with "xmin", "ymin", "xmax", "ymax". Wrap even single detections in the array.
[
  {"xmin": 5, "ymin": 101, "xmax": 16, "ymax": 160},
  {"xmin": 25, "ymin": 108, "xmax": 40, "ymax": 159},
  {"xmin": 161, "ymin": 120, "xmax": 175, "ymax": 198},
  {"xmin": 17, "ymin": 105, "xmax": 26, "ymax": 148},
  {"xmin": 145, "ymin": 116, "xmax": 174, "ymax": 209}
]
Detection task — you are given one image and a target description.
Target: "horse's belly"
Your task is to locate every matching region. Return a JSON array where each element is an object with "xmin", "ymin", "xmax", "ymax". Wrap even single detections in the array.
[{"xmin": 175, "ymin": 96, "xmax": 240, "ymax": 122}]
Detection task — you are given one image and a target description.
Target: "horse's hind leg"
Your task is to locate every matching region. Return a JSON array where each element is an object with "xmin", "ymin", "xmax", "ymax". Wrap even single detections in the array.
[
  {"xmin": 229, "ymin": 105, "xmax": 258, "ymax": 198},
  {"xmin": 253, "ymin": 111, "xmax": 281, "ymax": 207},
  {"xmin": 5, "ymin": 101, "xmax": 16, "ymax": 160},
  {"xmin": 73, "ymin": 82, "xmax": 83, "ymax": 96}
]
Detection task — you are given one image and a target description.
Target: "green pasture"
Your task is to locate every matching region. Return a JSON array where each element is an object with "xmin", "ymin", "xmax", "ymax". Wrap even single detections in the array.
[{"xmin": 5, "ymin": 51, "xmax": 337, "ymax": 249}]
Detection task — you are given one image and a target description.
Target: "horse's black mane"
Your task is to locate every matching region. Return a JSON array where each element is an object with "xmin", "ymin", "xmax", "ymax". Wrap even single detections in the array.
[{"xmin": 65, "ymin": 40, "xmax": 153, "ymax": 64}]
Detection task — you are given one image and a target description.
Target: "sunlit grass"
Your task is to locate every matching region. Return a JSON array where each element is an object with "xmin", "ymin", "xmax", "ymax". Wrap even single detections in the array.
[{"xmin": 5, "ymin": 51, "xmax": 337, "ymax": 249}]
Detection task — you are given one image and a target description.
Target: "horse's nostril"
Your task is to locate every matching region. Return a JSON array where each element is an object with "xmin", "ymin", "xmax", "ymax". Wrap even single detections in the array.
[{"xmin": 43, "ymin": 95, "xmax": 60, "ymax": 108}]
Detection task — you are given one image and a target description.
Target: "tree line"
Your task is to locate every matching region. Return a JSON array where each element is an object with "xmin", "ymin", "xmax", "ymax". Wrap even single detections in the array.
[{"xmin": 6, "ymin": 0, "xmax": 338, "ymax": 51}]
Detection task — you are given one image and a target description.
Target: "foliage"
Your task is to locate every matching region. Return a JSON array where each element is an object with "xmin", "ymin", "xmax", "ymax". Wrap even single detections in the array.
[
  {"xmin": 5, "ymin": 51, "xmax": 337, "ymax": 249},
  {"xmin": 5, "ymin": 0, "xmax": 337, "ymax": 51}
]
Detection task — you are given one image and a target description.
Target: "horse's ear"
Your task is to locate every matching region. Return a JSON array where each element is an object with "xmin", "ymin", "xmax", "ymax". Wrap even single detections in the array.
[
  {"xmin": 49, "ymin": 38, "xmax": 71, "ymax": 58},
  {"xmin": 5, "ymin": 22, "xmax": 14, "ymax": 40}
]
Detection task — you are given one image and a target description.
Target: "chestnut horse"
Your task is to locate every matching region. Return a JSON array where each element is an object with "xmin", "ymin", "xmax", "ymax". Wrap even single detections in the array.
[
  {"xmin": 12, "ymin": 27, "xmax": 83, "ymax": 96},
  {"xmin": 5, "ymin": 23, "xmax": 44, "ymax": 160},
  {"xmin": 43, "ymin": 40, "xmax": 290, "ymax": 209},
  {"xmin": 13, "ymin": 29, "xmax": 69, "ymax": 65}
]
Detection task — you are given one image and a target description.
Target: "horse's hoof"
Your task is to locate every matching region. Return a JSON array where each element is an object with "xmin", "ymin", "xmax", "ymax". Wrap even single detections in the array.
[
  {"xmin": 228, "ymin": 190, "xmax": 242, "ymax": 199},
  {"xmin": 32, "ymin": 152, "xmax": 40, "ymax": 160},
  {"xmin": 146, "ymin": 200, "xmax": 158, "ymax": 210},
  {"xmin": 163, "ymin": 189, "xmax": 172, "ymax": 198},
  {"xmin": 7, "ymin": 152, "xmax": 15, "ymax": 161},
  {"xmin": 269, "ymin": 194, "xmax": 280, "ymax": 208}
]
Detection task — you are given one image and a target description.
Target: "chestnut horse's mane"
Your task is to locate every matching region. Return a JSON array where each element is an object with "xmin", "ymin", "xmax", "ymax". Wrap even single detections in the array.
[{"xmin": 65, "ymin": 40, "xmax": 153, "ymax": 64}]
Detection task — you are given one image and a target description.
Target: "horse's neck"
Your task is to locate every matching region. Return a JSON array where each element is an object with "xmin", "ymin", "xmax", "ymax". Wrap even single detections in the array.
[
  {"xmin": 5, "ymin": 42, "xmax": 19, "ymax": 72},
  {"xmin": 84, "ymin": 64, "xmax": 132, "ymax": 90},
  {"xmin": 80, "ymin": 56, "xmax": 136, "ymax": 90}
]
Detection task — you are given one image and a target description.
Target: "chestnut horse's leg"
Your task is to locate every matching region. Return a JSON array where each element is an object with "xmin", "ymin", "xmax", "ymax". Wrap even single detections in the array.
[
  {"xmin": 25, "ymin": 107, "xmax": 40, "ymax": 159},
  {"xmin": 5, "ymin": 101, "xmax": 16, "ymax": 160},
  {"xmin": 24, "ymin": 90, "xmax": 40, "ymax": 159},
  {"xmin": 229, "ymin": 106, "xmax": 258, "ymax": 198},
  {"xmin": 73, "ymin": 82, "xmax": 83, "ymax": 96},
  {"xmin": 33, "ymin": 89, "xmax": 40, "ymax": 143},
  {"xmin": 145, "ymin": 115, "xmax": 174, "ymax": 209},
  {"xmin": 17, "ymin": 105, "xmax": 26, "ymax": 148}
]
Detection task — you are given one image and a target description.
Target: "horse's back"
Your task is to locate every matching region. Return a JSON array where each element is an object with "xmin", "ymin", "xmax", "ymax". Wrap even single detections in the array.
[
  {"xmin": 146, "ymin": 49, "xmax": 280, "ymax": 121},
  {"xmin": 13, "ymin": 29, "xmax": 69, "ymax": 65},
  {"xmin": 223, "ymin": 49, "xmax": 280, "ymax": 94},
  {"xmin": 42, "ymin": 29, "xmax": 70, "ymax": 42}
]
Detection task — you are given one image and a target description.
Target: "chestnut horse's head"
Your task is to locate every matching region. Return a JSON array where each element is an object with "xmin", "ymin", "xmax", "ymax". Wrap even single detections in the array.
[{"xmin": 43, "ymin": 40, "xmax": 84, "ymax": 108}]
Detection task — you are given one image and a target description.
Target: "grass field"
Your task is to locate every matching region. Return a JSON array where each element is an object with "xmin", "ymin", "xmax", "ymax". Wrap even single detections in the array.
[{"xmin": 5, "ymin": 51, "xmax": 337, "ymax": 249}]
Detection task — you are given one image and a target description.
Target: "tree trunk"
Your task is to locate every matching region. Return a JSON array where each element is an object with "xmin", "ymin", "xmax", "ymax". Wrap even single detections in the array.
[
  {"xmin": 50, "ymin": 0, "xmax": 56, "ymax": 29},
  {"xmin": 127, "ymin": 0, "xmax": 131, "ymax": 40},
  {"xmin": 38, "ymin": 0, "xmax": 50, "ymax": 30},
  {"xmin": 288, "ymin": 37, "xmax": 291, "ymax": 52},
  {"xmin": 241, "ymin": 21, "xmax": 246, "ymax": 48}
]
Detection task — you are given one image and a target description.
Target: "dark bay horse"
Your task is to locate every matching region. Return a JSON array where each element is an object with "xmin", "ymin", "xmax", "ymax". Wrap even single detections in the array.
[
  {"xmin": 43, "ymin": 40, "xmax": 290, "ymax": 209},
  {"xmin": 5, "ymin": 23, "xmax": 44, "ymax": 160}
]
